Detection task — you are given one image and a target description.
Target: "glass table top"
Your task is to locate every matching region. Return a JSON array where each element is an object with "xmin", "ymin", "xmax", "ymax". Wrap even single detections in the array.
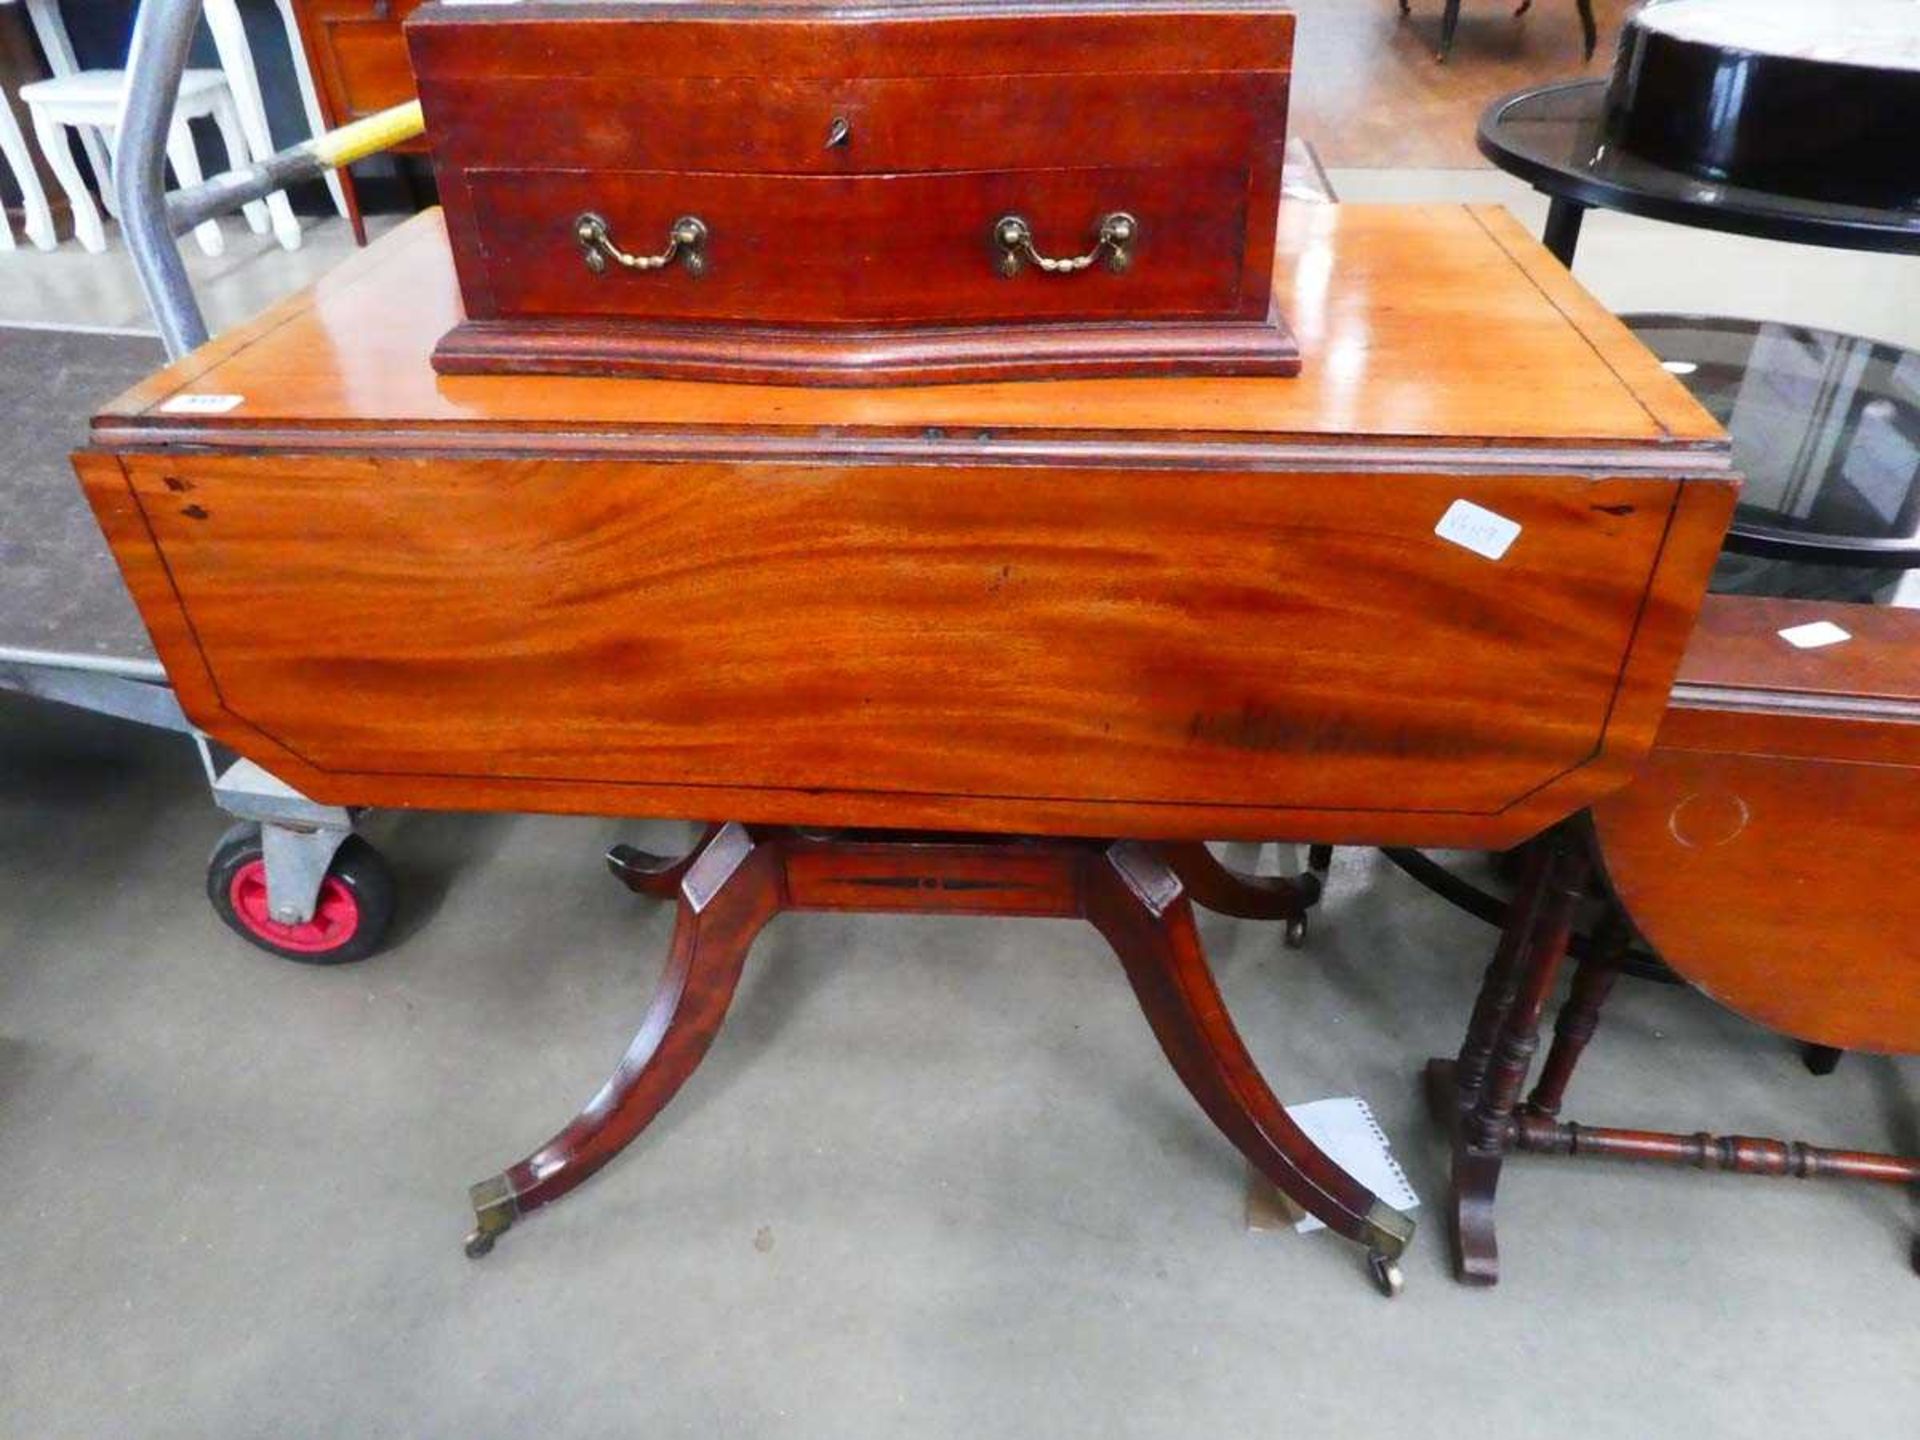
[
  {"xmin": 1626, "ymin": 314, "xmax": 1920, "ymax": 604},
  {"xmin": 1478, "ymin": 81, "xmax": 1920, "ymax": 254}
]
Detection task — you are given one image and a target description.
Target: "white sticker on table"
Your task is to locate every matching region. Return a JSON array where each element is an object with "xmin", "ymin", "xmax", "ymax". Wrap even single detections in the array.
[
  {"xmin": 1434, "ymin": 499, "xmax": 1522, "ymax": 561},
  {"xmin": 159, "ymin": 393, "xmax": 244, "ymax": 414},
  {"xmin": 1778, "ymin": 620, "xmax": 1852, "ymax": 650}
]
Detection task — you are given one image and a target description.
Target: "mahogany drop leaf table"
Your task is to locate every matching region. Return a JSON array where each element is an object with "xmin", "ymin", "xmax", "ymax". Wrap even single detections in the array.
[{"xmin": 75, "ymin": 203, "xmax": 1735, "ymax": 1292}]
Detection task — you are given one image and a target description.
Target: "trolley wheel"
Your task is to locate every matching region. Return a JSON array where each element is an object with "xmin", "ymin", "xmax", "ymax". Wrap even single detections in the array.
[{"xmin": 206, "ymin": 822, "xmax": 396, "ymax": 965}]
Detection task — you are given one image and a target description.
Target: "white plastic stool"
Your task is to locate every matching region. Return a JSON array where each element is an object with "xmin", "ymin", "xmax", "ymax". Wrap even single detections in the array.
[
  {"xmin": 201, "ymin": 0, "xmax": 327, "ymax": 246},
  {"xmin": 19, "ymin": 68, "xmax": 267, "ymax": 256},
  {"xmin": 0, "ymin": 91, "xmax": 57, "ymax": 250},
  {"xmin": 17, "ymin": 0, "xmax": 322, "ymax": 251}
]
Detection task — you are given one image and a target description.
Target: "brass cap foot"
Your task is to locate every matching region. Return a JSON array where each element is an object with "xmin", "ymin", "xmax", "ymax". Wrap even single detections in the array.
[
  {"xmin": 1364, "ymin": 1198, "xmax": 1416, "ymax": 1259},
  {"xmin": 464, "ymin": 1173, "xmax": 520, "ymax": 1259}
]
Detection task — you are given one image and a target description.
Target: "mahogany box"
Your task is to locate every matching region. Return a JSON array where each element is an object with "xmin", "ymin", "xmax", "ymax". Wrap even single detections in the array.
[{"xmin": 404, "ymin": 0, "xmax": 1301, "ymax": 385}]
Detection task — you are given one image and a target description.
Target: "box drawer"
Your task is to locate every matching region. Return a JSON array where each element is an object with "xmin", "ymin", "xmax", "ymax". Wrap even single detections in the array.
[
  {"xmin": 470, "ymin": 166, "xmax": 1250, "ymax": 326},
  {"xmin": 421, "ymin": 71, "xmax": 1286, "ymax": 176}
]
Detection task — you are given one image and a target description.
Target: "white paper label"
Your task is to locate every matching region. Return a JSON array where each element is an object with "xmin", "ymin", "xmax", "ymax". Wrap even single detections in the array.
[
  {"xmin": 1434, "ymin": 499, "xmax": 1521, "ymax": 561},
  {"xmin": 1778, "ymin": 620, "xmax": 1852, "ymax": 650},
  {"xmin": 160, "ymin": 392, "xmax": 244, "ymax": 414}
]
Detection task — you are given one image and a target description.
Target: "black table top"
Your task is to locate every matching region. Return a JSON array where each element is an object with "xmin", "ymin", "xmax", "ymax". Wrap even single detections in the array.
[
  {"xmin": 1478, "ymin": 80, "xmax": 1920, "ymax": 256},
  {"xmin": 1626, "ymin": 314, "xmax": 1920, "ymax": 594}
]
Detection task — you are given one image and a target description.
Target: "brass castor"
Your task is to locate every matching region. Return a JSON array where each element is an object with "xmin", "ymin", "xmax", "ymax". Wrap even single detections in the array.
[{"xmin": 1368, "ymin": 1249, "xmax": 1405, "ymax": 1298}]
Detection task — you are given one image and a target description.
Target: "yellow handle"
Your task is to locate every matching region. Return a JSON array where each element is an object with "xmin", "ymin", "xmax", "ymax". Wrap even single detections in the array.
[{"xmin": 311, "ymin": 101, "xmax": 425, "ymax": 169}]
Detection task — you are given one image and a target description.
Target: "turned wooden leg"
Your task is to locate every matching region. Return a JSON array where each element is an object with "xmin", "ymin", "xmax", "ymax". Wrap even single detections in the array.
[
  {"xmin": 1469, "ymin": 840, "xmax": 1587, "ymax": 1149},
  {"xmin": 1088, "ymin": 842, "xmax": 1414, "ymax": 1295},
  {"xmin": 1524, "ymin": 908, "xmax": 1627, "ymax": 1119},
  {"xmin": 1452, "ymin": 839, "xmax": 1554, "ymax": 1103},
  {"xmin": 605, "ymin": 823, "xmax": 724, "ymax": 897},
  {"xmin": 1430, "ymin": 831, "xmax": 1586, "ymax": 1286},
  {"xmin": 466, "ymin": 823, "xmax": 780, "ymax": 1256},
  {"xmin": 1157, "ymin": 842, "xmax": 1319, "ymax": 946}
]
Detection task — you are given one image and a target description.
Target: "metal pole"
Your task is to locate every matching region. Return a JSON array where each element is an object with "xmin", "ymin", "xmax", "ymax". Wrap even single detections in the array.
[
  {"xmin": 167, "ymin": 101, "xmax": 425, "ymax": 235},
  {"xmin": 117, "ymin": 0, "xmax": 211, "ymax": 359}
]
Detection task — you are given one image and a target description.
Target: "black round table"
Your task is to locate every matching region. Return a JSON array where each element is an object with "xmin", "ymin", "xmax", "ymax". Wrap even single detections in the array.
[
  {"xmin": 1478, "ymin": 79, "xmax": 1920, "ymax": 266},
  {"xmin": 1627, "ymin": 314, "xmax": 1920, "ymax": 587}
]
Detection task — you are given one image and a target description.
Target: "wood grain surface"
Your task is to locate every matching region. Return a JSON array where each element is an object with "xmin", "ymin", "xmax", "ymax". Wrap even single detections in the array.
[
  {"xmin": 80, "ymin": 203, "xmax": 1735, "ymax": 842},
  {"xmin": 1662, "ymin": 596, "xmax": 1920, "ymax": 767},
  {"xmin": 417, "ymin": 72, "xmax": 1287, "ymax": 177},
  {"xmin": 87, "ymin": 447, "xmax": 1733, "ymax": 842},
  {"xmin": 1673, "ymin": 596, "xmax": 1920, "ymax": 710},
  {"xmin": 1595, "ymin": 597, "xmax": 1920, "ymax": 1055},
  {"xmin": 1597, "ymin": 750, "xmax": 1920, "ymax": 1055},
  {"xmin": 404, "ymin": 2, "xmax": 1295, "ymax": 81},
  {"xmin": 430, "ymin": 308, "xmax": 1301, "ymax": 387}
]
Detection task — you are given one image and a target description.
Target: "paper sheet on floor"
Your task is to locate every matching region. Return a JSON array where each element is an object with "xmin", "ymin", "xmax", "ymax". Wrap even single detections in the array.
[{"xmin": 1283, "ymin": 1096, "xmax": 1419, "ymax": 1235}]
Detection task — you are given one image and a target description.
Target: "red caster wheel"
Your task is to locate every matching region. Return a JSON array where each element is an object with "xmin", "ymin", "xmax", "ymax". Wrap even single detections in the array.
[{"xmin": 206, "ymin": 823, "xmax": 396, "ymax": 965}]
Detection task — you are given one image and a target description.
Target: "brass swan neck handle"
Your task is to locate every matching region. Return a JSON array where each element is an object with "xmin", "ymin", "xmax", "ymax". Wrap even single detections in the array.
[
  {"xmin": 994, "ymin": 211, "xmax": 1136, "ymax": 277},
  {"xmin": 575, "ymin": 212, "xmax": 708, "ymax": 277}
]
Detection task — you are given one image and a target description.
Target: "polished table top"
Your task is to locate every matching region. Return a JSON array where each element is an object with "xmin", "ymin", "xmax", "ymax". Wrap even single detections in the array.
[{"xmin": 97, "ymin": 204, "xmax": 1723, "ymax": 459}]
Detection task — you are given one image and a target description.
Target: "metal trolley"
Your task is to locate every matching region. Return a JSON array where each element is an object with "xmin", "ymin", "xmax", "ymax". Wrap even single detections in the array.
[{"xmin": 1, "ymin": 0, "xmax": 422, "ymax": 963}]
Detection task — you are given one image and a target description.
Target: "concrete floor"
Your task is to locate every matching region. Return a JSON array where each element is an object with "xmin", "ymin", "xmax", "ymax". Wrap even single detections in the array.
[
  {"xmin": 2, "ymin": 118, "xmax": 1918, "ymax": 1440},
  {"xmin": 3, "ymin": 695, "xmax": 1917, "ymax": 1437},
  {"xmin": 0, "ymin": 212, "xmax": 403, "ymax": 335}
]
